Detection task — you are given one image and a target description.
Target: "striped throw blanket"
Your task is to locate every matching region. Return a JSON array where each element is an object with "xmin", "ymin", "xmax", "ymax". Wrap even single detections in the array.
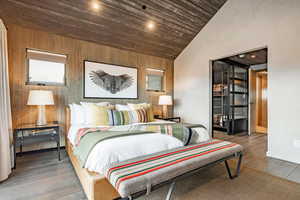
[
  {"xmin": 105, "ymin": 139, "xmax": 243, "ymax": 198},
  {"xmin": 74, "ymin": 123, "xmax": 190, "ymax": 146}
]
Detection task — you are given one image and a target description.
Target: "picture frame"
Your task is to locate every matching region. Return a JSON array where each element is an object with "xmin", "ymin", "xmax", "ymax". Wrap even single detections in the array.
[{"xmin": 83, "ymin": 60, "xmax": 138, "ymax": 99}]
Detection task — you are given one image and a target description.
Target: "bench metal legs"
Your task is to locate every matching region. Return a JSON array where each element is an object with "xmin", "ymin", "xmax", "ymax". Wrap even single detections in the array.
[
  {"xmin": 116, "ymin": 152, "xmax": 243, "ymax": 200},
  {"xmin": 224, "ymin": 153, "xmax": 243, "ymax": 179},
  {"xmin": 165, "ymin": 181, "xmax": 176, "ymax": 200}
]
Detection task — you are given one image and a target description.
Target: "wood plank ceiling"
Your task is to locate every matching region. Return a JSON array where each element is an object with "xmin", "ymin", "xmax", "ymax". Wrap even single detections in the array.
[{"xmin": 0, "ymin": 0, "xmax": 227, "ymax": 59}]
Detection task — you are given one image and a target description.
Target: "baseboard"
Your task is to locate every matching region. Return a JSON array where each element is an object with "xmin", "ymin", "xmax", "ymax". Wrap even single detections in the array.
[{"xmin": 266, "ymin": 151, "xmax": 300, "ymax": 164}]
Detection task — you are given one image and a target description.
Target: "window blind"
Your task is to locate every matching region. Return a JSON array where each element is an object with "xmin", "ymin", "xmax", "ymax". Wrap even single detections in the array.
[{"xmin": 27, "ymin": 49, "xmax": 67, "ymax": 64}]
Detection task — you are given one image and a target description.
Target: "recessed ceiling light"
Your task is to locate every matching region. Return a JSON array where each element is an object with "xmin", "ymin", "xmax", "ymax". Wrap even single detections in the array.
[
  {"xmin": 238, "ymin": 54, "xmax": 245, "ymax": 58},
  {"xmin": 251, "ymin": 55, "xmax": 257, "ymax": 58},
  {"xmin": 147, "ymin": 21, "xmax": 155, "ymax": 30},
  {"xmin": 91, "ymin": 1, "xmax": 100, "ymax": 11}
]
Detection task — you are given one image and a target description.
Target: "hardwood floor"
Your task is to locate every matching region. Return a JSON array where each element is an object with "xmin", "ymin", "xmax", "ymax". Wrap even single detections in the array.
[
  {"xmin": 214, "ymin": 131, "xmax": 300, "ymax": 182},
  {"xmin": 0, "ymin": 150, "xmax": 86, "ymax": 200},
  {"xmin": 1, "ymin": 132, "xmax": 300, "ymax": 200}
]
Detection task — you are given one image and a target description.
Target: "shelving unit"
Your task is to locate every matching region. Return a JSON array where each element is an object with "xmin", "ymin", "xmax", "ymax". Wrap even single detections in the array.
[{"xmin": 212, "ymin": 60, "xmax": 249, "ymax": 135}]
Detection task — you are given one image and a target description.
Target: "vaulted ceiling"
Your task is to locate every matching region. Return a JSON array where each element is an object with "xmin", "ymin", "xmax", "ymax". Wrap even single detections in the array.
[{"xmin": 0, "ymin": 0, "xmax": 227, "ymax": 59}]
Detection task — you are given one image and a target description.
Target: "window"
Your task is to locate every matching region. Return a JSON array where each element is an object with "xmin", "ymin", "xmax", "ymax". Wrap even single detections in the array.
[
  {"xmin": 146, "ymin": 68, "xmax": 165, "ymax": 92},
  {"xmin": 26, "ymin": 49, "xmax": 66, "ymax": 86}
]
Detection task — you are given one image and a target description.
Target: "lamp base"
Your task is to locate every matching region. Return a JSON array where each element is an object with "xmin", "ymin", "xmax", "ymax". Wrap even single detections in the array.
[
  {"xmin": 36, "ymin": 105, "xmax": 47, "ymax": 126},
  {"xmin": 162, "ymin": 105, "xmax": 168, "ymax": 118}
]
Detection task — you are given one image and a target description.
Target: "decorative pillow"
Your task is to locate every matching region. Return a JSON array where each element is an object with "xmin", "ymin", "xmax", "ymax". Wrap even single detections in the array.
[
  {"xmin": 127, "ymin": 103, "xmax": 148, "ymax": 110},
  {"xmin": 135, "ymin": 108, "xmax": 148, "ymax": 123},
  {"xmin": 81, "ymin": 103, "xmax": 110, "ymax": 126},
  {"xmin": 81, "ymin": 102, "xmax": 115, "ymax": 110},
  {"xmin": 115, "ymin": 104, "xmax": 130, "ymax": 111},
  {"xmin": 69, "ymin": 104, "xmax": 85, "ymax": 125},
  {"xmin": 107, "ymin": 109, "xmax": 150, "ymax": 126},
  {"xmin": 80, "ymin": 102, "xmax": 110, "ymax": 106},
  {"xmin": 107, "ymin": 110, "xmax": 127, "ymax": 126},
  {"xmin": 127, "ymin": 103, "xmax": 154, "ymax": 122}
]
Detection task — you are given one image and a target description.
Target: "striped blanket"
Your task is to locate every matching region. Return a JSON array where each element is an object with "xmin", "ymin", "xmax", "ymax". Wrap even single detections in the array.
[
  {"xmin": 74, "ymin": 123, "xmax": 191, "ymax": 146},
  {"xmin": 105, "ymin": 139, "xmax": 243, "ymax": 198}
]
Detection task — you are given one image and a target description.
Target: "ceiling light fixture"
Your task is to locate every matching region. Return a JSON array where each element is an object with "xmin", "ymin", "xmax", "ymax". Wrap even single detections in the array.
[
  {"xmin": 91, "ymin": 1, "xmax": 100, "ymax": 11},
  {"xmin": 147, "ymin": 21, "xmax": 155, "ymax": 30},
  {"xmin": 251, "ymin": 55, "xmax": 257, "ymax": 58},
  {"xmin": 238, "ymin": 54, "xmax": 245, "ymax": 58}
]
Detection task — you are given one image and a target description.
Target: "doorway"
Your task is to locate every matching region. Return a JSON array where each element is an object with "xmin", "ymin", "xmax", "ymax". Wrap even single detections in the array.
[
  {"xmin": 249, "ymin": 67, "xmax": 268, "ymax": 134},
  {"xmin": 212, "ymin": 48, "xmax": 268, "ymax": 137}
]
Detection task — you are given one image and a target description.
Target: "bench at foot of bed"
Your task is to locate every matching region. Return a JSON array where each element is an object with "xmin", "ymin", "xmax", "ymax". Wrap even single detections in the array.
[{"xmin": 106, "ymin": 139, "xmax": 243, "ymax": 200}]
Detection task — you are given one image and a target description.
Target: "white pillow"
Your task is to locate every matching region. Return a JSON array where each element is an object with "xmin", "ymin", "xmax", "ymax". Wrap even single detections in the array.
[
  {"xmin": 80, "ymin": 102, "xmax": 110, "ymax": 106},
  {"xmin": 69, "ymin": 104, "xmax": 85, "ymax": 125},
  {"xmin": 115, "ymin": 104, "xmax": 130, "ymax": 111},
  {"xmin": 127, "ymin": 103, "xmax": 149, "ymax": 110},
  {"xmin": 189, "ymin": 127, "xmax": 210, "ymax": 144}
]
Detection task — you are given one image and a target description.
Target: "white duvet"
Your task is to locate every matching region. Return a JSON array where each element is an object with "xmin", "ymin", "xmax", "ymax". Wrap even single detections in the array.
[
  {"xmin": 85, "ymin": 133, "xmax": 183, "ymax": 173},
  {"xmin": 68, "ymin": 120, "xmax": 209, "ymax": 174}
]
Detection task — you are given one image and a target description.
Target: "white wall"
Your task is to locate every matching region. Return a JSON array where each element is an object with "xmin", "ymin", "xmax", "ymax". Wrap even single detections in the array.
[{"xmin": 174, "ymin": 0, "xmax": 300, "ymax": 164}]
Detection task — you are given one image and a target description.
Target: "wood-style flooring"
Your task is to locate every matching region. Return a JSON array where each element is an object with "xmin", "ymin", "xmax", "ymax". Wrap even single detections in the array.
[
  {"xmin": 1, "ymin": 132, "xmax": 300, "ymax": 200},
  {"xmin": 214, "ymin": 132, "xmax": 300, "ymax": 182}
]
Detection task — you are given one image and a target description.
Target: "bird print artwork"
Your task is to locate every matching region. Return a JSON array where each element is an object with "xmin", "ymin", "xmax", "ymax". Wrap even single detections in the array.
[{"xmin": 89, "ymin": 70, "xmax": 133, "ymax": 94}]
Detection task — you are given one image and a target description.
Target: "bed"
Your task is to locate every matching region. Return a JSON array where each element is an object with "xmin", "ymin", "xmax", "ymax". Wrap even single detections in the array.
[
  {"xmin": 65, "ymin": 107, "xmax": 120, "ymax": 200},
  {"xmin": 64, "ymin": 106, "xmax": 210, "ymax": 200}
]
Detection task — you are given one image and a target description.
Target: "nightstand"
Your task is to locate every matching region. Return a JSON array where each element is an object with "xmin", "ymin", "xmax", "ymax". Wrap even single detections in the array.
[
  {"xmin": 13, "ymin": 123, "xmax": 61, "ymax": 169},
  {"xmin": 155, "ymin": 116, "xmax": 181, "ymax": 123}
]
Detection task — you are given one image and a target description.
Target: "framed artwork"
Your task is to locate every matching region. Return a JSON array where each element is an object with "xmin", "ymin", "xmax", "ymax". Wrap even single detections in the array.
[{"xmin": 84, "ymin": 60, "xmax": 138, "ymax": 99}]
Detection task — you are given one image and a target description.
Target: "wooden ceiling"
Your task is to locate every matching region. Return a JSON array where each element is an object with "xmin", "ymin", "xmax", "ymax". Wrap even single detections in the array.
[{"xmin": 0, "ymin": 0, "xmax": 227, "ymax": 59}]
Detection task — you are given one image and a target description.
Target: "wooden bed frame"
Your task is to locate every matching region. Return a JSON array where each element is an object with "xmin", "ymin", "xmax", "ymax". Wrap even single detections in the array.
[
  {"xmin": 64, "ymin": 107, "xmax": 120, "ymax": 200},
  {"xmin": 64, "ymin": 107, "xmax": 243, "ymax": 200}
]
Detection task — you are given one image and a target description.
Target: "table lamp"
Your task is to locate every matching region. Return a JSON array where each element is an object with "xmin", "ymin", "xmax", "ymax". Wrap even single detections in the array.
[
  {"xmin": 159, "ymin": 95, "xmax": 173, "ymax": 118},
  {"xmin": 27, "ymin": 90, "xmax": 54, "ymax": 126}
]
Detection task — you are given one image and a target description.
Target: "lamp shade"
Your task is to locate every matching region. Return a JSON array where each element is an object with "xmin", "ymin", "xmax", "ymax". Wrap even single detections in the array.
[
  {"xmin": 158, "ymin": 95, "xmax": 173, "ymax": 105},
  {"xmin": 27, "ymin": 90, "xmax": 54, "ymax": 105}
]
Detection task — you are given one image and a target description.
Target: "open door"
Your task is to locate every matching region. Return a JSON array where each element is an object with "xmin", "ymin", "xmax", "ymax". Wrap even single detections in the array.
[
  {"xmin": 249, "ymin": 69, "xmax": 257, "ymax": 135},
  {"xmin": 256, "ymin": 71, "xmax": 268, "ymax": 133},
  {"xmin": 249, "ymin": 69, "xmax": 268, "ymax": 134}
]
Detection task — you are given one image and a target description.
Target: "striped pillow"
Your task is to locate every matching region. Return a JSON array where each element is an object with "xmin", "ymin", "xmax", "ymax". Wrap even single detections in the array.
[
  {"xmin": 108, "ymin": 109, "xmax": 150, "ymax": 126},
  {"xmin": 107, "ymin": 110, "xmax": 127, "ymax": 126},
  {"xmin": 127, "ymin": 103, "xmax": 154, "ymax": 122}
]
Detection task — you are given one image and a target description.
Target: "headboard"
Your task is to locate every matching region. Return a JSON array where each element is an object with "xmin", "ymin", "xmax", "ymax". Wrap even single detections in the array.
[{"xmin": 65, "ymin": 107, "xmax": 71, "ymax": 147}]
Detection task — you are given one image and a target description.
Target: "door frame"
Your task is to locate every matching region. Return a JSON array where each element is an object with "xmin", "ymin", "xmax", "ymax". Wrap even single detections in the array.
[{"xmin": 209, "ymin": 46, "xmax": 268, "ymax": 138}]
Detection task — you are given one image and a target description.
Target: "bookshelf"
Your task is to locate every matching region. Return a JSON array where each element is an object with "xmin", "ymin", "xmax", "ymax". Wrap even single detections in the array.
[{"xmin": 212, "ymin": 60, "xmax": 249, "ymax": 134}]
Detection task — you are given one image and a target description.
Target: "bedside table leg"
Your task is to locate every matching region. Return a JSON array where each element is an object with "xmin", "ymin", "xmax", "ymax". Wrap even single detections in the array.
[
  {"xmin": 58, "ymin": 140, "xmax": 60, "ymax": 161},
  {"xmin": 56, "ymin": 128, "xmax": 60, "ymax": 161},
  {"xmin": 19, "ymin": 130, "xmax": 24, "ymax": 157},
  {"xmin": 13, "ymin": 130, "xmax": 17, "ymax": 169}
]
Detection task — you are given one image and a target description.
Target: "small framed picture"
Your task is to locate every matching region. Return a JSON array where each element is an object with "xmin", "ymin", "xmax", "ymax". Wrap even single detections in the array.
[{"xmin": 83, "ymin": 60, "xmax": 138, "ymax": 99}]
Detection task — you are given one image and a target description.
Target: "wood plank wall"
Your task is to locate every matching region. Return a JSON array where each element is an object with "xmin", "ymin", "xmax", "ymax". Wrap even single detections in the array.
[{"xmin": 6, "ymin": 24, "xmax": 174, "ymax": 132}]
